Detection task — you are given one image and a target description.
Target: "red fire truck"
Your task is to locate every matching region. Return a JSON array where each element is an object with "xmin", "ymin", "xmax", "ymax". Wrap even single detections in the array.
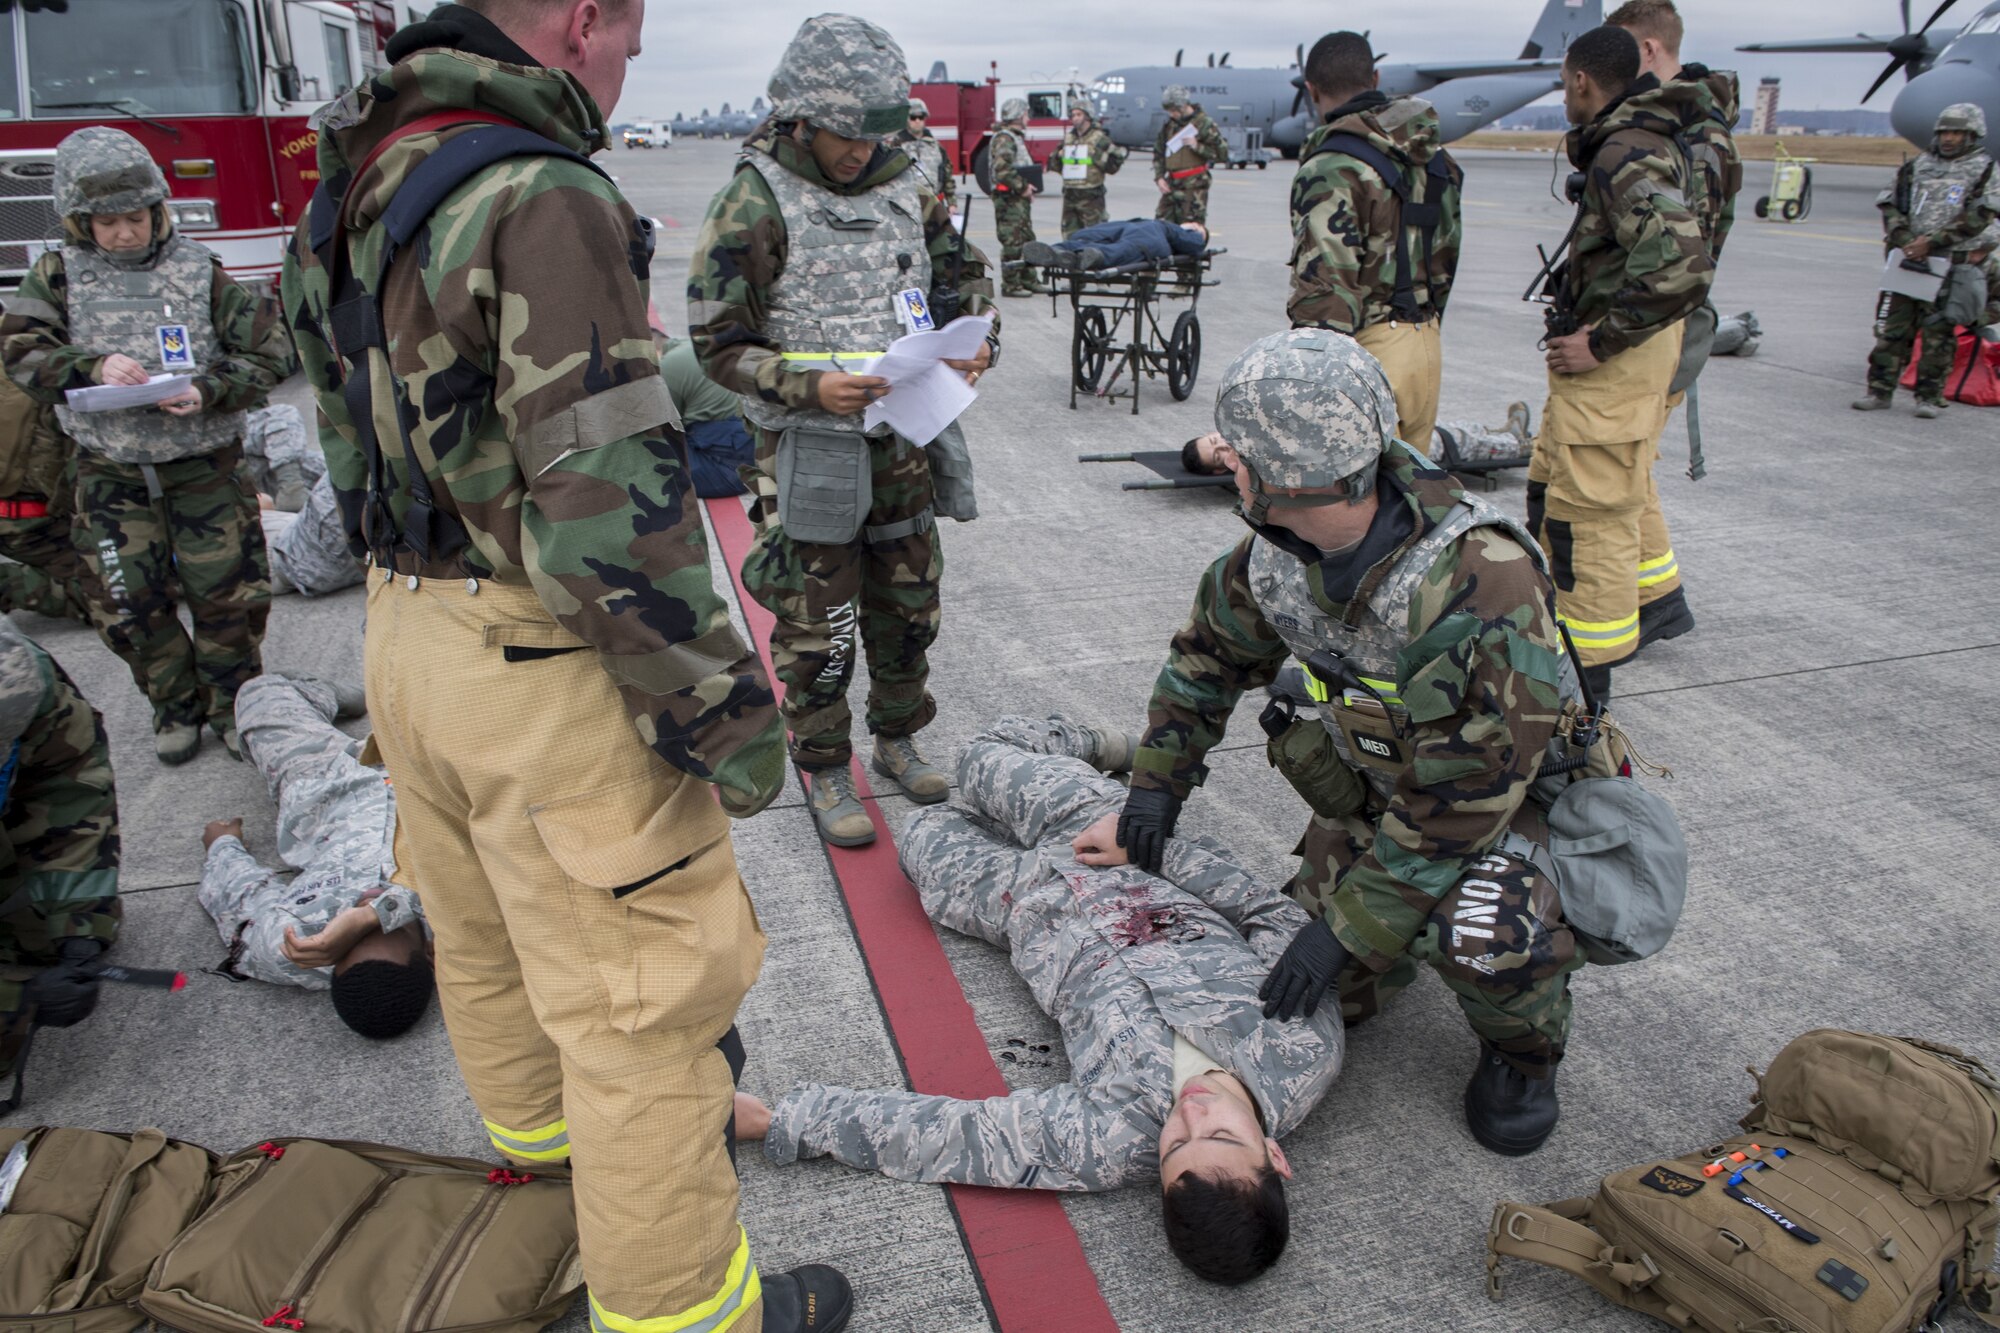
[
  {"xmin": 911, "ymin": 68, "xmax": 1080, "ymax": 195},
  {"xmin": 0, "ymin": 0, "xmax": 405, "ymax": 292}
]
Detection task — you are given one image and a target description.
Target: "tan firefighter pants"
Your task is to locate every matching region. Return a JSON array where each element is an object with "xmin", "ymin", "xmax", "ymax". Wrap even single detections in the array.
[
  {"xmin": 1639, "ymin": 385, "xmax": 1689, "ymax": 608},
  {"xmin": 1355, "ymin": 318, "xmax": 1442, "ymax": 452},
  {"xmin": 363, "ymin": 573, "xmax": 766, "ymax": 1333},
  {"xmin": 1528, "ymin": 324, "xmax": 1680, "ymax": 668}
]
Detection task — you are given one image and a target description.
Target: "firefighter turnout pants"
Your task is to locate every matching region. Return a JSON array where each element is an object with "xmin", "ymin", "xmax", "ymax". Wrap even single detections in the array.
[
  {"xmin": 1354, "ymin": 318, "xmax": 1443, "ymax": 453},
  {"xmin": 362, "ymin": 574, "xmax": 766, "ymax": 1333},
  {"xmin": 1527, "ymin": 324, "xmax": 1682, "ymax": 669}
]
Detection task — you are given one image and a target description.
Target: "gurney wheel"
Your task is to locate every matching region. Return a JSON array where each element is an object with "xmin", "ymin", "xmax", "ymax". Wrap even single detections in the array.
[
  {"xmin": 1072, "ymin": 306, "xmax": 1112, "ymax": 391},
  {"xmin": 1167, "ymin": 310, "xmax": 1201, "ymax": 401}
]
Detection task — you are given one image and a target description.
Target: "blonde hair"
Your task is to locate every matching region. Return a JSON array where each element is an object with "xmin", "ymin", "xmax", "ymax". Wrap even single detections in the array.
[{"xmin": 1607, "ymin": 0, "xmax": 1684, "ymax": 58}]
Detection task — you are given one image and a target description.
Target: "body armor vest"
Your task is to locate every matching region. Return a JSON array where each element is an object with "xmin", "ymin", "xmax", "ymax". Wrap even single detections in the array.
[
  {"xmin": 55, "ymin": 237, "xmax": 245, "ymax": 463},
  {"xmin": 739, "ymin": 153, "xmax": 931, "ymax": 435},
  {"xmin": 1903, "ymin": 150, "xmax": 1997, "ymax": 244}
]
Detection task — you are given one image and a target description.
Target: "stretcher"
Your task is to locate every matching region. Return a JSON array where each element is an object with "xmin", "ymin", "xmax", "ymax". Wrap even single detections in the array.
[
  {"xmin": 1041, "ymin": 249, "xmax": 1223, "ymax": 414},
  {"xmin": 1077, "ymin": 449, "xmax": 1236, "ymax": 491}
]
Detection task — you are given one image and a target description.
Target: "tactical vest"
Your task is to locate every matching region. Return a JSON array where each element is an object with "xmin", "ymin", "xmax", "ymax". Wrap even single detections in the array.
[
  {"xmin": 53, "ymin": 237, "xmax": 246, "ymax": 464},
  {"xmin": 738, "ymin": 153, "xmax": 932, "ymax": 436},
  {"xmin": 1160, "ymin": 116, "xmax": 1212, "ymax": 174},
  {"xmin": 1060, "ymin": 130, "xmax": 1103, "ymax": 191},
  {"xmin": 1900, "ymin": 151, "xmax": 1997, "ymax": 245},
  {"xmin": 1246, "ymin": 460, "xmax": 1571, "ymax": 802},
  {"xmin": 900, "ymin": 134, "xmax": 950, "ymax": 201}
]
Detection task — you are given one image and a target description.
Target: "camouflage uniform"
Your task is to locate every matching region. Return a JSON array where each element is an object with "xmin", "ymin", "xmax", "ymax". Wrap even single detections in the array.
[
  {"xmin": 990, "ymin": 115, "xmax": 1041, "ymax": 295},
  {"xmin": 1153, "ymin": 96, "xmax": 1227, "ymax": 227},
  {"xmin": 240, "ymin": 402, "xmax": 321, "ymax": 499},
  {"xmin": 1133, "ymin": 333, "xmax": 1584, "ymax": 1076},
  {"xmin": 0, "ymin": 617, "xmax": 119, "ymax": 1086},
  {"xmin": 1866, "ymin": 105, "xmax": 2000, "ymax": 402},
  {"xmin": 282, "ymin": 13, "xmax": 781, "ymax": 1327},
  {"xmin": 891, "ymin": 122, "xmax": 956, "ymax": 209},
  {"xmin": 262, "ymin": 473, "xmax": 362, "ymax": 598},
  {"xmin": 765, "ymin": 715, "xmax": 1342, "ymax": 1189},
  {"xmin": 1523, "ymin": 77, "xmax": 1713, "ymax": 671},
  {"xmin": 198, "ymin": 674, "xmax": 416, "ymax": 989},
  {"xmin": 0, "ymin": 128, "xmax": 292, "ymax": 741},
  {"xmin": 1661, "ymin": 65, "xmax": 1743, "ymax": 262},
  {"xmin": 1058, "ymin": 115, "xmax": 1128, "ymax": 236},
  {"xmin": 1289, "ymin": 92, "xmax": 1464, "ymax": 449},
  {"xmin": 689, "ymin": 69, "xmax": 997, "ymax": 773},
  {"xmin": 0, "ymin": 370, "xmax": 94, "ymax": 624}
]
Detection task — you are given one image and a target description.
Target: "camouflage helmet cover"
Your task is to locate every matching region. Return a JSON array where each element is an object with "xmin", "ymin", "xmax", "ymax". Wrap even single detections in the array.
[
  {"xmin": 1162, "ymin": 84, "xmax": 1192, "ymax": 109},
  {"xmin": 1214, "ymin": 329, "xmax": 1396, "ymax": 512},
  {"xmin": 1934, "ymin": 101, "xmax": 1986, "ymax": 148},
  {"xmin": 768, "ymin": 13, "xmax": 911, "ymax": 141},
  {"xmin": 1000, "ymin": 97, "xmax": 1029, "ymax": 123},
  {"xmin": 54, "ymin": 126, "xmax": 167, "ymax": 219},
  {"xmin": 909, "ymin": 96, "xmax": 930, "ymax": 113}
]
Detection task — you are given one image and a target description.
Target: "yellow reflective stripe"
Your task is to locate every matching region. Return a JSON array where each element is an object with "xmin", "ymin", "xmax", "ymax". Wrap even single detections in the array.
[
  {"xmin": 1635, "ymin": 550, "xmax": 1679, "ymax": 588},
  {"xmin": 1563, "ymin": 614, "xmax": 1640, "ymax": 649},
  {"xmin": 588, "ymin": 1226, "xmax": 759, "ymax": 1333},
  {"xmin": 1355, "ymin": 676, "xmax": 1402, "ymax": 705},
  {"xmin": 1300, "ymin": 662, "xmax": 1330, "ymax": 703},
  {"xmin": 484, "ymin": 1116, "xmax": 570, "ymax": 1161},
  {"xmin": 1295, "ymin": 658, "xmax": 1403, "ymax": 706}
]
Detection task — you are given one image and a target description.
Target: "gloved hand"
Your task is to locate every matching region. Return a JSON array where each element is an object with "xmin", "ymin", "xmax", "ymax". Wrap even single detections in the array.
[
  {"xmin": 1259, "ymin": 919, "xmax": 1350, "ymax": 1022},
  {"xmin": 23, "ymin": 937, "xmax": 103, "ymax": 1029},
  {"xmin": 1115, "ymin": 786, "xmax": 1182, "ymax": 874}
]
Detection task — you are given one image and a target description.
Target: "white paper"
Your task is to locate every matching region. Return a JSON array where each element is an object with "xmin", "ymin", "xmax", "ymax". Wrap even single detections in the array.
[
  {"xmin": 63, "ymin": 373, "xmax": 195, "ymax": 413},
  {"xmin": 1165, "ymin": 124, "xmax": 1197, "ymax": 156},
  {"xmin": 1879, "ymin": 248, "xmax": 1950, "ymax": 302},
  {"xmin": 860, "ymin": 314, "xmax": 992, "ymax": 442}
]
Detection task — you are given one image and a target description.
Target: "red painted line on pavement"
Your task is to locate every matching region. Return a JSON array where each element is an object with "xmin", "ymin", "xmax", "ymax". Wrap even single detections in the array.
[{"xmin": 705, "ymin": 495, "xmax": 1118, "ymax": 1333}]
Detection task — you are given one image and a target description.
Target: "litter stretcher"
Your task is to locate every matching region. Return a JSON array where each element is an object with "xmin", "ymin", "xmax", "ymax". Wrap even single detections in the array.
[
  {"xmin": 1041, "ymin": 249, "xmax": 1224, "ymax": 414},
  {"xmin": 1077, "ymin": 449, "xmax": 1236, "ymax": 491}
]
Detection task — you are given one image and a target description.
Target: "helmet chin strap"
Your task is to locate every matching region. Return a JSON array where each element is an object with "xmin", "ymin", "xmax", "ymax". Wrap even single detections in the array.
[{"xmin": 1242, "ymin": 465, "xmax": 1364, "ymax": 525}]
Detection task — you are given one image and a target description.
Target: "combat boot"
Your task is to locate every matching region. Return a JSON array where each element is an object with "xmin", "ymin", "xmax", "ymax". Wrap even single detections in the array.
[
  {"xmin": 871, "ymin": 734, "xmax": 948, "ymax": 804},
  {"xmin": 760, "ymin": 1264, "xmax": 855, "ymax": 1332},
  {"xmin": 212, "ymin": 718, "xmax": 245, "ymax": 762},
  {"xmin": 155, "ymin": 722, "xmax": 201, "ymax": 766},
  {"xmin": 1915, "ymin": 396, "xmax": 1948, "ymax": 419},
  {"xmin": 1075, "ymin": 722, "xmax": 1136, "ymax": 774},
  {"xmin": 268, "ymin": 460, "xmax": 313, "ymax": 512},
  {"xmin": 1636, "ymin": 586, "xmax": 1695, "ymax": 651},
  {"xmin": 1504, "ymin": 400, "xmax": 1531, "ymax": 447},
  {"xmin": 1850, "ymin": 392, "xmax": 1893, "ymax": 411},
  {"xmin": 1464, "ymin": 1042, "xmax": 1560, "ymax": 1156},
  {"xmin": 805, "ymin": 766, "xmax": 876, "ymax": 847}
]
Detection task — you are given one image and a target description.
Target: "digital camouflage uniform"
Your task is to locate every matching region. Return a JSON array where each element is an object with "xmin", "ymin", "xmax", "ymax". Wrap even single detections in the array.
[
  {"xmin": 0, "ymin": 617, "xmax": 119, "ymax": 1086},
  {"xmin": 198, "ymin": 674, "xmax": 417, "ymax": 989},
  {"xmin": 767, "ymin": 715, "xmax": 1342, "ymax": 1189},
  {"xmin": 1289, "ymin": 91, "xmax": 1463, "ymax": 449},
  {"xmin": 238, "ymin": 406, "xmax": 361, "ymax": 597},
  {"xmin": 1523, "ymin": 78, "xmax": 1713, "ymax": 671},
  {"xmin": 1866, "ymin": 105, "xmax": 2000, "ymax": 402},
  {"xmin": 282, "ymin": 10, "xmax": 780, "ymax": 1327},
  {"xmin": 0, "ymin": 128, "xmax": 293, "ymax": 741},
  {"xmin": 891, "ymin": 122, "xmax": 956, "ymax": 209},
  {"xmin": 1058, "ymin": 115, "xmax": 1127, "ymax": 237},
  {"xmin": 990, "ymin": 115, "xmax": 1040, "ymax": 295},
  {"xmin": 689, "ymin": 86, "xmax": 997, "ymax": 772},
  {"xmin": 1153, "ymin": 97, "xmax": 1227, "ymax": 227}
]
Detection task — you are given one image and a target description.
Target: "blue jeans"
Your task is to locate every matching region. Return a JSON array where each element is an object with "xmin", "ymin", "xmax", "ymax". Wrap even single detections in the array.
[{"xmin": 685, "ymin": 417, "xmax": 753, "ymax": 498}]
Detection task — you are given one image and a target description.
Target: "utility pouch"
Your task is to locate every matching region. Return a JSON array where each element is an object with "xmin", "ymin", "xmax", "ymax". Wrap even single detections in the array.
[
  {"xmin": 1260, "ymin": 701, "xmax": 1367, "ymax": 820},
  {"xmin": 1330, "ymin": 696, "xmax": 1408, "ymax": 775},
  {"xmin": 923, "ymin": 419, "xmax": 977, "ymax": 522},
  {"xmin": 775, "ymin": 426, "xmax": 871, "ymax": 546}
]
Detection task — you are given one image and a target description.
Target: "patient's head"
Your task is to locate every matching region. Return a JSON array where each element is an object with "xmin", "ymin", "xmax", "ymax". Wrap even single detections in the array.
[
  {"xmin": 1158, "ymin": 1070, "xmax": 1292, "ymax": 1284},
  {"xmin": 329, "ymin": 922, "xmax": 434, "ymax": 1039},
  {"xmin": 1180, "ymin": 431, "xmax": 1229, "ymax": 476}
]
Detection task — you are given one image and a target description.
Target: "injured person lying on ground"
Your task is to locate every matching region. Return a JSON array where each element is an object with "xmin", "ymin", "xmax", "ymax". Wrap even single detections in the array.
[
  {"xmin": 1024, "ymin": 219, "xmax": 1209, "ymax": 272},
  {"xmin": 1179, "ymin": 401, "xmax": 1533, "ymax": 477},
  {"xmin": 737, "ymin": 715, "xmax": 1342, "ymax": 1285}
]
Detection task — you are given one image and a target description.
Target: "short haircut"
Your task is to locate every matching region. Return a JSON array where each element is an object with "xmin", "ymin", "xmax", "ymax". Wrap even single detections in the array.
[
  {"xmin": 1607, "ymin": 0, "xmax": 1684, "ymax": 56},
  {"xmin": 1161, "ymin": 1165, "xmax": 1290, "ymax": 1285},
  {"xmin": 329, "ymin": 956, "xmax": 435, "ymax": 1040},
  {"xmin": 1304, "ymin": 32, "xmax": 1375, "ymax": 101},
  {"xmin": 1565, "ymin": 26, "xmax": 1641, "ymax": 98},
  {"xmin": 461, "ymin": 0, "xmax": 631, "ymax": 25}
]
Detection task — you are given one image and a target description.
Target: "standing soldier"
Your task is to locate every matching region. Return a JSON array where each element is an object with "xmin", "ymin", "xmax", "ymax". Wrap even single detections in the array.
[
  {"xmin": 1853, "ymin": 103, "xmax": 1998, "ymax": 416},
  {"xmin": 281, "ymin": 1, "xmax": 850, "ymax": 1329},
  {"xmin": 1153, "ymin": 87, "xmax": 1226, "ymax": 227},
  {"xmin": 1058, "ymin": 101, "xmax": 1127, "ymax": 236},
  {"xmin": 1611, "ymin": 0, "xmax": 1744, "ymax": 652},
  {"xmin": 2, "ymin": 127, "xmax": 292, "ymax": 765},
  {"xmin": 0, "ymin": 616, "xmax": 120, "ymax": 1113},
  {"xmin": 1525, "ymin": 26, "xmax": 1712, "ymax": 701},
  {"xmin": 1288, "ymin": 31, "xmax": 1463, "ymax": 452},
  {"xmin": 893, "ymin": 95, "xmax": 956, "ymax": 208},
  {"xmin": 990, "ymin": 98, "xmax": 1042, "ymax": 296},
  {"xmin": 690, "ymin": 13, "xmax": 999, "ymax": 850}
]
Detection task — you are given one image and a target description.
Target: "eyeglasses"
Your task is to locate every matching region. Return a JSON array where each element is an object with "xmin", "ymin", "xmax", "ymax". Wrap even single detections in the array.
[{"xmin": 910, "ymin": 111, "xmax": 929, "ymax": 120}]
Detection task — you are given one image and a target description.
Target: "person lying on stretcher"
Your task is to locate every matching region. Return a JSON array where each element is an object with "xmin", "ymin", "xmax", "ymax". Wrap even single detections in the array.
[{"xmin": 1024, "ymin": 220, "xmax": 1209, "ymax": 272}]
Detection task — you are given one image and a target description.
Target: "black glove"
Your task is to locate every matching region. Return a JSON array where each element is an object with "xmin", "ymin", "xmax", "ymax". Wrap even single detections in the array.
[
  {"xmin": 1115, "ymin": 786, "xmax": 1182, "ymax": 874},
  {"xmin": 23, "ymin": 937, "xmax": 103, "ymax": 1029},
  {"xmin": 1259, "ymin": 919, "xmax": 1350, "ymax": 1022}
]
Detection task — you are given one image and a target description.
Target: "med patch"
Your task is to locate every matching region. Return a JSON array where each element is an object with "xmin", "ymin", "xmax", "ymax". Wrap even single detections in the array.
[{"xmin": 1639, "ymin": 1165, "xmax": 1705, "ymax": 1197}]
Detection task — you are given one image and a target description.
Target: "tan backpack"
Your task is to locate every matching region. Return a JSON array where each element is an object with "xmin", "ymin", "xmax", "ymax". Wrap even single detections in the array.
[
  {"xmin": 1487, "ymin": 1031, "xmax": 2000, "ymax": 1333},
  {"xmin": 0, "ymin": 377, "xmax": 68, "ymax": 503},
  {"xmin": 0, "ymin": 1129, "xmax": 581, "ymax": 1333}
]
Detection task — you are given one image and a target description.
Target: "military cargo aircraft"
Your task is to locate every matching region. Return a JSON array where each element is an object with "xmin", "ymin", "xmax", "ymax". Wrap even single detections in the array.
[
  {"xmin": 1088, "ymin": 0, "xmax": 1604, "ymax": 156},
  {"xmin": 1740, "ymin": 0, "xmax": 2000, "ymax": 149}
]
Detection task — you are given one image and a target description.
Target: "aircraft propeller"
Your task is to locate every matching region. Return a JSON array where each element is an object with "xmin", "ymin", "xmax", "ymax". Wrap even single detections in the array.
[
  {"xmin": 1863, "ymin": 0, "xmax": 1961, "ymax": 102},
  {"xmin": 1290, "ymin": 43, "xmax": 1306, "ymax": 117}
]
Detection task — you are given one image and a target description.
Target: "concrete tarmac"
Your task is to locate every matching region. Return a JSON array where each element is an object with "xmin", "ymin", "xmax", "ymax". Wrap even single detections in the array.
[{"xmin": 17, "ymin": 136, "xmax": 1998, "ymax": 1331}]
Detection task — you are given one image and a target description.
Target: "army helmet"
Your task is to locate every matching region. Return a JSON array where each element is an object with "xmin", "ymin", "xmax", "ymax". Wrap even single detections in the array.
[
  {"xmin": 1162, "ymin": 84, "xmax": 1192, "ymax": 110},
  {"xmin": 1213, "ymin": 328, "xmax": 1398, "ymax": 520},
  {"xmin": 1934, "ymin": 102, "xmax": 1986, "ymax": 155},
  {"xmin": 1000, "ymin": 97, "xmax": 1029, "ymax": 124},
  {"xmin": 768, "ymin": 13, "xmax": 911, "ymax": 141},
  {"xmin": 53, "ymin": 126, "xmax": 167, "ymax": 220}
]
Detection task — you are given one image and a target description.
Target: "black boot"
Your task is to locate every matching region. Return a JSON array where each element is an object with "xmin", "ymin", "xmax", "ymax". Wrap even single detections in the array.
[
  {"xmin": 760, "ymin": 1265, "xmax": 854, "ymax": 1332},
  {"xmin": 1464, "ymin": 1043, "xmax": 1559, "ymax": 1156},
  {"xmin": 1636, "ymin": 586, "xmax": 1695, "ymax": 651}
]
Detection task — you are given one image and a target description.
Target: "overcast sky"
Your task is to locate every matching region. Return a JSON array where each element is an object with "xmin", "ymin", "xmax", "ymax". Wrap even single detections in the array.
[{"xmin": 625, "ymin": 0, "xmax": 1954, "ymax": 122}]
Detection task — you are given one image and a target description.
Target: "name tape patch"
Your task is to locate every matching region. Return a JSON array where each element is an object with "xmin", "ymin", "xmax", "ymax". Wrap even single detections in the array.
[{"xmin": 1639, "ymin": 1165, "xmax": 1705, "ymax": 1197}]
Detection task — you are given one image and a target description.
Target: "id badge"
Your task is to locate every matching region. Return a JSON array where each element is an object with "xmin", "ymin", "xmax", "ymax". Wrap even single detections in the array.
[
  {"xmin": 156, "ymin": 324, "xmax": 194, "ymax": 371},
  {"xmin": 895, "ymin": 287, "xmax": 935, "ymax": 334}
]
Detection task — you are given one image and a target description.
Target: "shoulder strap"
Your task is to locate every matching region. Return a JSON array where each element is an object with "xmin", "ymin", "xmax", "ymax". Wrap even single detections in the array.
[{"xmin": 1311, "ymin": 132, "xmax": 1444, "ymax": 322}]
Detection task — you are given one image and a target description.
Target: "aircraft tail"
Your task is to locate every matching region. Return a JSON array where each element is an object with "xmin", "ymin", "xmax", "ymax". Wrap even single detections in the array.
[{"xmin": 1520, "ymin": 0, "xmax": 1603, "ymax": 61}]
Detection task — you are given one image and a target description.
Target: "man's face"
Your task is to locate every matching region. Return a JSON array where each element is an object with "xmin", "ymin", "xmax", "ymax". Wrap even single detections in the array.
[
  {"xmin": 1938, "ymin": 128, "xmax": 1972, "ymax": 157},
  {"xmin": 1167, "ymin": 102, "xmax": 1191, "ymax": 122},
  {"xmin": 1070, "ymin": 106, "xmax": 1089, "ymax": 131},
  {"xmin": 567, "ymin": 0, "xmax": 645, "ymax": 121},
  {"xmin": 1157, "ymin": 1071, "xmax": 1290, "ymax": 1192},
  {"xmin": 89, "ymin": 208, "xmax": 153, "ymax": 254},
  {"xmin": 807, "ymin": 124, "xmax": 876, "ymax": 183},
  {"xmin": 1561, "ymin": 66, "xmax": 1590, "ymax": 126},
  {"xmin": 908, "ymin": 109, "xmax": 929, "ymax": 136}
]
